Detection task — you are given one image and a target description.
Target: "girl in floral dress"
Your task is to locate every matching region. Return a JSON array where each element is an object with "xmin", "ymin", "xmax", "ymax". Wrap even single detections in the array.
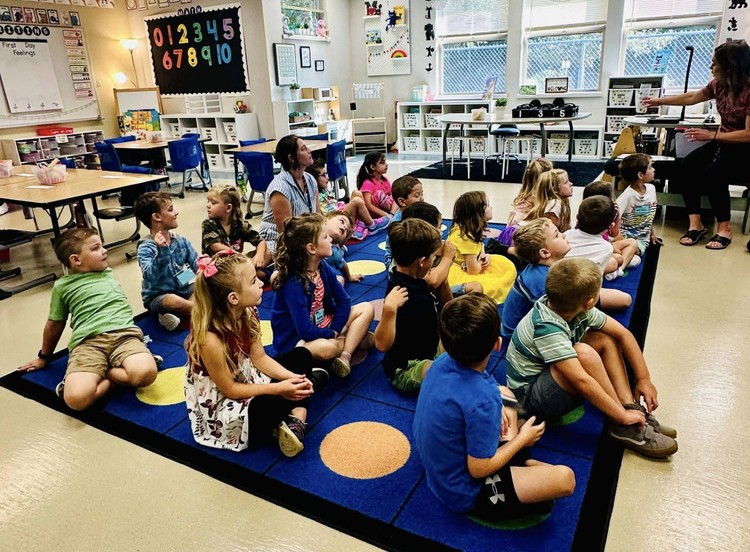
[{"xmin": 184, "ymin": 250, "xmax": 328, "ymax": 457}]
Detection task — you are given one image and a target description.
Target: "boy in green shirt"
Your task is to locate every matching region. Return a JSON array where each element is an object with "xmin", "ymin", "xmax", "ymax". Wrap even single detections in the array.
[{"xmin": 19, "ymin": 228, "xmax": 158, "ymax": 410}]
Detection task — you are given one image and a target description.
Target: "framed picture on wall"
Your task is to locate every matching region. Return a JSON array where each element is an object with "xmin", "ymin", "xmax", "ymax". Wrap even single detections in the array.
[
  {"xmin": 545, "ymin": 77, "xmax": 569, "ymax": 94},
  {"xmin": 299, "ymin": 46, "xmax": 311, "ymax": 68},
  {"xmin": 273, "ymin": 43, "xmax": 297, "ymax": 86},
  {"xmin": 315, "ymin": 60, "xmax": 324, "ymax": 72}
]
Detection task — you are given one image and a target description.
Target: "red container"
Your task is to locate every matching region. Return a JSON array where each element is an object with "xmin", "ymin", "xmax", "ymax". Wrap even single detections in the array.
[{"xmin": 37, "ymin": 126, "xmax": 74, "ymax": 136}]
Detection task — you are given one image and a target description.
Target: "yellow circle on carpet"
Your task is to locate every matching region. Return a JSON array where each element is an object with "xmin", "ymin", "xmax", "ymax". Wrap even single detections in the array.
[
  {"xmin": 440, "ymin": 224, "xmax": 447, "ymax": 233},
  {"xmin": 136, "ymin": 367, "xmax": 186, "ymax": 406},
  {"xmin": 320, "ymin": 421, "xmax": 410, "ymax": 479},
  {"xmin": 377, "ymin": 241, "xmax": 387, "ymax": 250},
  {"xmin": 260, "ymin": 319, "xmax": 273, "ymax": 346},
  {"xmin": 347, "ymin": 259, "xmax": 385, "ymax": 276}
]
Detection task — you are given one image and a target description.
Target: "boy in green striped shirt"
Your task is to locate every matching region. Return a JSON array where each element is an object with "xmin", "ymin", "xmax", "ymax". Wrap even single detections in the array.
[{"xmin": 505, "ymin": 258, "xmax": 678, "ymax": 459}]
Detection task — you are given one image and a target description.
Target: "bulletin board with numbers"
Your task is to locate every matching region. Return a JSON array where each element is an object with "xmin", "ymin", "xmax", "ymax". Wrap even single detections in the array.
[{"xmin": 145, "ymin": 4, "xmax": 249, "ymax": 95}]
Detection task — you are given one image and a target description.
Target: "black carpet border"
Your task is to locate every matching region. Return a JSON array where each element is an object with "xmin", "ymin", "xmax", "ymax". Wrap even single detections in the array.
[
  {"xmin": 1, "ymin": 248, "xmax": 660, "ymax": 552},
  {"xmin": 406, "ymin": 159, "xmax": 605, "ymax": 185},
  {"xmin": 571, "ymin": 244, "xmax": 660, "ymax": 552}
]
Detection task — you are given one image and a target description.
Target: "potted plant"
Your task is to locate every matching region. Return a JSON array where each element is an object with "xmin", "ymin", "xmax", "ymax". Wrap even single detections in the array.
[
  {"xmin": 494, "ymin": 97, "xmax": 508, "ymax": 117},
  {"xmin": 289, "ymin": 82, "xmax": 301, "ymax": 101}
]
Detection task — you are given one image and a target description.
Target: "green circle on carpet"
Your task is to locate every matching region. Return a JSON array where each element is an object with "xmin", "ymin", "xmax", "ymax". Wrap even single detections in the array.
[
  {"xmin": 468, "ymin": 512, "xmax": 551, "ymax": 530},
  {"xmin": 548, "ymin": 404, "xmax": 585, "ymax": 427}
]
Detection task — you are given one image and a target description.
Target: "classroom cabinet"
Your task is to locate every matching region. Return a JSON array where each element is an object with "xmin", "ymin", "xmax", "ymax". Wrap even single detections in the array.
[
  {"xmin": 397, "ymin": 101, "xmax": 603, "ymax": 160},
  {"xmin": 1, "ymin": 131, "xmax": 103, "ymax": 169},
  {"xmin": 272, "ymin": 86, "xmax": 344, "ymax": 139},
  {"xmin": 603, "ymin": 75, "xmax": 663, "ymax": 157},
  {"xmin": 160, "ymin": 112, "xmax": 259, "ymax": 175}
]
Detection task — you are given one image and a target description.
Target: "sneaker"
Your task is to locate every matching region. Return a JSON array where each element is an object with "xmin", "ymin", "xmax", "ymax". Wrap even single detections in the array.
[
  {"xmin": 309, "ymin": 367, "xmax": 329, "ymax": 392},
  {"xmin": 0, "ymin": 203, "xmax": 8, "ymax": 216},
  {"xmin": 367, "ymin": 216, "xmax": 390, "ymax": 234},
  {"xmin": 352, "ymin": 220, "xmax": 367, "ymax": 241},
  {"xmin": 625, "ymin": 403, "xmax": 677, "ymax": 438},
  {"xmin": 329, "ymin": 356, "xmax": 351, "ymax": 378},
  {"xmin": 627, "ymin": 255, "xmax": 642, "ymax": 268},
  {"xmin": 158, "ymin": 313, "xmax": 181, "ymax": 331},
  {"xmin": 608, "ymin": 422, "xmax": 678, "ymax": 458},
  {"xmin": 604, "ymin": 271, "xmax": 619, "ymax": 281},
  {"xmin": 153, "ymin": 354, "xmax": 164, "ymax": 369},
  {"xmin": 55, "ymin": 380, "xmax": 65, "ymax": 400},
  {"xmin": 278, "ymin": 416, "xmax": 306, "ymax": 457}
]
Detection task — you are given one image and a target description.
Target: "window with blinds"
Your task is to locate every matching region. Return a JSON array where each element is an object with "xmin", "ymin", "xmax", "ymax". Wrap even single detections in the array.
[
  {"xmin": 523, "ymin": 0, "xmax": 609, "ymax": 92},
  {"xmin": 436, "ymin": 0, "xmax": 510, "ymax": 96},
  {"xmin": 622, "ymin": 0, "xmax": 723, "ymax": 90}
]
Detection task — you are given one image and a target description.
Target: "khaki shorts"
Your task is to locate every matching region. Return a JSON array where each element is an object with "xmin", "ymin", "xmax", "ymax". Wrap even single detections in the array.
[
  {"xmin": 66, "ymin": 327, "xmax": 149, "ymax": 379},
  {"xmin": 391, "ymin": 359, "xmax": 431, "ymax": 394}
]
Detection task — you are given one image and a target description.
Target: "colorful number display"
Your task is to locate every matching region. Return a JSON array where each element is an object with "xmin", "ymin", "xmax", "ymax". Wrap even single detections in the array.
[{"xmin": 146, "ymin": 6, "xmax": 247, "ymax": 95}]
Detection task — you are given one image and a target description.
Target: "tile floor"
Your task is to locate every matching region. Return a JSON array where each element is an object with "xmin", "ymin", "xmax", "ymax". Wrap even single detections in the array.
[{"xmin": 1, "ymin": 155, "xmax": 748, "ymax": 551}]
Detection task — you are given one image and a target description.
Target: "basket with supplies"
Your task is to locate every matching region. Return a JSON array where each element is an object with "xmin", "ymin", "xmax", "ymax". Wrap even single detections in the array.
[{"xmin": 32, "ymin": 160, "xmax": 67, "ymax": 185}]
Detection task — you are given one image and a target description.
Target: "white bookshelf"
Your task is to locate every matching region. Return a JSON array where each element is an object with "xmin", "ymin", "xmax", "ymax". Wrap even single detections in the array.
[
  {"xmin": 161, "ymin": 112, "xmax": 259, "ymax": 175},
  {"xmin": 1, "ymin": 130, "xmax": 104, "ymax": 169}
]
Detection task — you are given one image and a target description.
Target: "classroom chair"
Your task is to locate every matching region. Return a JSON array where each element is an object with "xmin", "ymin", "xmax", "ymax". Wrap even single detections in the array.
[
  {"xmin": 326, "ymin": 139, "xmax": 350, "ymax": 201},
  {"xmin": 166, "ymin": 136, "xmax": 208, "ymax": 199},
  {"xmin": 0, "ymin": 229, "xmax": 57, "ymax": 300},
  {"xmin": 181, "ymin": 132, "xmax": 212, "ymax": 190},
  {"xmin": 235, "ymin": 151, "xmax": 274, "ymax": 217}
]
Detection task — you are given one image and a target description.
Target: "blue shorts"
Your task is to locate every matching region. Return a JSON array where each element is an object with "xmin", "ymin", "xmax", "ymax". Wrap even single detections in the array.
[{"xmin": 145, "ymin": 284, "xmax": 194, "ymax": 315}]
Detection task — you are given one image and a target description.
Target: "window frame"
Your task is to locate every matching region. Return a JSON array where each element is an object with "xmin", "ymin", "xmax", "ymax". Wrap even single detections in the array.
[
  {"xmin": 436, "ymin": 32, "xmax": 508, "ymax": 97},
  {"xmin": 522, "ymin": 23, "xmax": 607, "ymax": 93},
  {"xmin": 280, "ymin": 0, "xmax": 327, "ymax": 39}
]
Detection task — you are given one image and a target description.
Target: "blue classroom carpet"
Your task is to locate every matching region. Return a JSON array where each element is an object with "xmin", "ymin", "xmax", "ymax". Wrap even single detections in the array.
[{"xmin": 0, "ymin": 222, "xmax": 660, "ymax": 552}]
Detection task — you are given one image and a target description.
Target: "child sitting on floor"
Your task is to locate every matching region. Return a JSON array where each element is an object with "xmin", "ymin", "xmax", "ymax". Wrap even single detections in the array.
[
  {"xmin": 134, "ymin": 192, "xmax": 198, "ymax": 331},
  {"xmin": 616, "ymin": 153, "xmax": 663, "ymax": 253},
  {"xmin": 565, "ymin": 196, "xmax": 621, "ymax": 278},
  {"xmin": 202, "ymin": 184, "xmax": 267, "ymax": 271},
  {"xmin": 185, "ymin": 250, "xmax": 328, "ymax": 456},
  {"xmin": 19, "ymin": 228, "xmax": 158, "ymax": 411},
  {"xmin": 446, "ymin": 191, "xmax": 516, "ymax": 304},
  {"xmin": 413, "ymin": 293, "xmax": 576, "ymax": 521},
  {"xmin": 582, "ymin": 181, "xmax": 640, "ymax": 272},
  {"xmin": 271, "ymin": 213, "xmax": 374, "ymax": 378},
  {"xmin": 383, "ymin": 175, "xmax": 425, "ymax": 268},
  {"xmin": 375, "ymin": 218, "xmax": 443, "ymax": 393},
  {"xmin": 526, "ymin": 169, "xmax": 574, "ymax": 233},
  {"xmin": 506, "ymin": 258, "xmax": 678, "ymax": 459},
  {"xmin": 306, "ymin": 161, "xmax": 389, "ymax": 240},
  {"xmin": 356, "ymin": 152, "xmax": 398, "ymax": 219},
  {"xmin": 323, "ymin": 212, "xmax": 363, "ymax": 285},
  {"xmin": 499, "ymin": 158, "xmax": 554, "ymax": 246}
]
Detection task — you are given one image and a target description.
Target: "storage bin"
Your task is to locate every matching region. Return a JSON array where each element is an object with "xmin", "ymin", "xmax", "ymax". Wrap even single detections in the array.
[
  {"xmin": 520, "ymin": 138, "xmax": 542, "ymax": 155},
  {"xmin": 182, "ymin": 127, "xmax": 198, "ymax": 135},
  {"xmin": 222, "ymin": 122, "xmax": 236, "ymax": 134},
  {"xmin": 608, "ymin": 89, "xmax": 634, "ymax": 107},
  {"xmin": 402, "ymin": 136, "xmax": 420, "ymax": 151},
  {"xmin": 20, "ymin": 152, "xmax": 41, "ymax": 163},
  {"xmin": 606, "ymin": 116, "xmax": 627, "ymax": 133},
  {"xmin": 574, "ymin": 138, "xmax": 598, "ymax": 156},
  {"xmin": 169, "ymin": 123, "xmax": 180, "ymax": 136},
  {"xmin": 425, "ymin": 136, "xmax": 443, "ymax": 152},
  {"xmin": 424, "ymin": 113, "xmax": 442, "ymax": 128},
  {"xmin": 226, "ymin": 133, "xmax": 237, "ymax": 143},
  {"xmin": 207, "ymin": 154, "xmax": 221, "ymax": 168},
  {"xmin": 548, "ymin": 139, "xmax": 569, "ymax": 155},
  {"xmin": 201, "ymin": 128, "xmax": 216, "ymax": 141},
  {"xmin": 470, "ymin": 137, "xmax": 486, "ymax": 153},
  {"xmin": 403, "ymin": 112, "xmax": 420, "ymax": 128},
  {"xmin": 603, "ymin": 140, "xmax": 616, "ymax": 157},
  {"xmin": 223, "ymin": 154, "xmax": 234, "ymax": 168}
]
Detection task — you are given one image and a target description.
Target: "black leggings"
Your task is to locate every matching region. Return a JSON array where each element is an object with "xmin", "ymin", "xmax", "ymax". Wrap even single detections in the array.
[
  {"xmin": 246, "ymin": 346, "xmax": 316, "ymax": 442},
  {"xmin": 678, "ymin": 141, "xmax": 750, "ymax": 222}
]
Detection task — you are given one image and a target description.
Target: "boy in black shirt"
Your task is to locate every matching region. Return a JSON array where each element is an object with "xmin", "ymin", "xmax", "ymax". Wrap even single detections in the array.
[{"xmin": 374, "ymin": 218, "xmax": 443, "ymax": 393}]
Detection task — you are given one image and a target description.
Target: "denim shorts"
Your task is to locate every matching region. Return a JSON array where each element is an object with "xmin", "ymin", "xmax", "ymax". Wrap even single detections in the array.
[{"xmin": 145, "ymin": 284, "xmax": 194, "ymax": 315}]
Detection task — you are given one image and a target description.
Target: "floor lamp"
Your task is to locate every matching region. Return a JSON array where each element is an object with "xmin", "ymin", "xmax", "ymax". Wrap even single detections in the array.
[{"xmin": 121, "ymin": 39, "xmax": 139, "ymax": 87}]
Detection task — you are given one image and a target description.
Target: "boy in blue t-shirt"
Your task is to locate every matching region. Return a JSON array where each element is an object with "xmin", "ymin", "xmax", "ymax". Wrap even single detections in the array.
[
  {"xmin": 501, "ymin": 219, "xmax": 570, "ymax": 340},
  {"xmin": 413, "ymin": 293, "xmax": 575, "ymax": 521},
  {"xmin": 383, "ymin": 175, "xmax": 424, "ymax": 267}
]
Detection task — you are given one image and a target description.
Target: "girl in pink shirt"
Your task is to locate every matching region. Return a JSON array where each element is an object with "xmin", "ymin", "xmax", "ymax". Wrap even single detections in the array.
[{"xmin": 356, "ymin": 152, "xmax": 398, "ymax": 219}]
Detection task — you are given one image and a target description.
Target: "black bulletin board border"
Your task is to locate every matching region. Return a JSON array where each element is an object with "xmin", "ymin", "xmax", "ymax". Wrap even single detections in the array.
[{"xmin": 144, "ymin": 4, "xmax": 249, "ymax": 96}]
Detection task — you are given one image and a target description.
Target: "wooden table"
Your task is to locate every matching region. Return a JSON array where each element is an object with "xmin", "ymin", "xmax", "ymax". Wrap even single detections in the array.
[
  {"xmin": 225, "ymin": 138, "xmax": 336, "ymax": 183},
  {"xmin": 436, "ymin": 112, "xmax": 592, "ymax": 167}
]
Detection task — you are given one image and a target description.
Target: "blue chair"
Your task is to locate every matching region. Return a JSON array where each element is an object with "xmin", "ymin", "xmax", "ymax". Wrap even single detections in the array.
[
  {"xmin": 104, "ymin": 135, "xmax": 136, "ymax": 145},
  {"xmin": 235, "ymin": 151, "xmax": 274, "ymax": 216},
  {"xmin": 326, "ymin": 139, "xmax": 349, "ymax": 200},
  {"xmin": 167, "ymin": 136, "xmax": 207, "ymax": 198},
  {"xmin": 235, "ymin": 138, "xmax": 268, "ymax": 198},
  {"xmin": 92, "ymin": 141, "xmax": 152, "ymax": 249},
  {"xmin": 181, "ymin": 132, "xmax": 212, "ymax": 189}
]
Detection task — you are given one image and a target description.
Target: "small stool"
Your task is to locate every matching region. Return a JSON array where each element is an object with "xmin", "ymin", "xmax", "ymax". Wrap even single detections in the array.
[
  {"xmin": 500, "ymin": 136, "xmax": 532, "ymax": 179},
  {"xmin": 489, "ymin": 125, "xmax": 532, "ymax": 179},
  {"xmin": 449, "ymin": 136, "xmax": 477, "ymax": 179}
]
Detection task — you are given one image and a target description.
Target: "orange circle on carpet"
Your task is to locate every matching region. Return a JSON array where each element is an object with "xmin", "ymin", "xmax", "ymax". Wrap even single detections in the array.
[
  {"xmin": 347, "ymin": 259, "xmax": 385, "ymax": 276},
  {"xmin": 320, "ymin": 421, "xmax": 410, "ymax": 479}
]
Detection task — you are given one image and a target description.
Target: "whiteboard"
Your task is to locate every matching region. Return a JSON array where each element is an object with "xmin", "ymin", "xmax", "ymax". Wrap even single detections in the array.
[
  {"xmin": 0, "ymin": 24, "xmax": 100, "ymax": 129},
  {"xmin": 0, "ymin": 38, "xmax": 63, "ymax": 113},
  {"xmin": 114, "ymin": 88, "xmax": 163, "ymax": 115}
]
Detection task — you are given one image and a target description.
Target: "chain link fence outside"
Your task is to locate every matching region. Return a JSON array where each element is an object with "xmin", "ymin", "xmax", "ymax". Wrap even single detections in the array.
[
  {"xmin": 441, "ymin": 40, "xmax": 507, "ymax": 95},
  {"xmin": 623, "ymin": 26, "xmax": 716, "ymax": 90},
  {"xmin": 526, "ymin": 33, "xmax": 603, "ymax": 91}
]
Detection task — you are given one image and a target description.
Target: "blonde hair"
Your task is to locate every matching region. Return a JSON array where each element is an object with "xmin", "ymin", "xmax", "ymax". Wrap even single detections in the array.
[
  {"xmin": 515, "ymin": 158, "xmax": 554, "ymax": 205},
  {"xmin": 546, "ymin": 258, "xmax": 602, "ymax": 313},
  {"xmin": 452, "ymin": 190, "xmax": 489, "ymax": 243},
  {"xmin": 207, "ymin": 184, "xmax": 243, "ymax": 225},
  {"xmin": 512, "ymin": 218, "xmax": 551, "ymax": 264},
  {"xmin": 528, "ymin": 169, "xmax": 571, "ymax": 232},
  {"xmin": 273, "ymin": 213, "xmax": 326, "ymax": 292},
  {"xmin": 187, "ymin": 252, "xmax": 260, "ymax": 380}
]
